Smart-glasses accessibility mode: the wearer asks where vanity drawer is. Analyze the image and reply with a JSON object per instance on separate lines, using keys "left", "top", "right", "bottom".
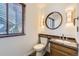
{"left": 50, "top": 43, "right": 77, "bottom": 56}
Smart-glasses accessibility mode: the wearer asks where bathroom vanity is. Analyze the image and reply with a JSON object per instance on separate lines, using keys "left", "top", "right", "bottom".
{"left": 38, "top": 34, "right": 78, "bottom": 56}
{"left": 50, "top": 39, "right": 77, "bottom": 56}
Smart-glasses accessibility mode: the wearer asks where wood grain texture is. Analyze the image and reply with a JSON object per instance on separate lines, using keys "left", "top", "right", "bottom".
{"left": 50, "top": 43, "right": 78, "bottom": 56}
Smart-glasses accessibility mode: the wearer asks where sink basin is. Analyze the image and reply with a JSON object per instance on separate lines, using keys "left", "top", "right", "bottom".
{"left": 50, "top": 39, "right": 77, "bottom": 48}
{"left": 55, "top": 39, "right": 64, "bottom": 43}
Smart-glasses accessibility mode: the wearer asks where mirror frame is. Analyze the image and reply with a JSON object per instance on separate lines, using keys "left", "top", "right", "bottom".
{"left": 45, "top": 11, "right": 63, "bottom": 30}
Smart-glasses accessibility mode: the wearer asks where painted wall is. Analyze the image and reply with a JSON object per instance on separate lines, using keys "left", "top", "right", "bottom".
{"left": 0, "top": 4, "right": 39, "bottom": 56}
{"left": 76, "top": 4, "right": 79, "bottom": 43}
{"left": 40, "top": 3, "right": 77, "bottom": 38}
{"left": 0, "top": 3, "right": 78, "bottom": 56}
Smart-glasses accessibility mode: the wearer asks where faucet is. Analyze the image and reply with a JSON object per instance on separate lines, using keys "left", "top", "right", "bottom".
{"left": 62, "top": 34, "right": 64, "bottom": 40}
{"left": 62, "top": 34, "right": 68, "bottom": 40}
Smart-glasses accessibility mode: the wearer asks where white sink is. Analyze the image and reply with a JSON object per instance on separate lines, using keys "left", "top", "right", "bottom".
{"left": 55, "top": 39, "right": 64, "bottom": 43}
{"left": 55, "top": 39, "right": 72, "bottom": 44}
{"left": 50, "top": 39, "right": 77, "bottom": 48}
{"left": 63, "top": 41, "right": 77, "bottom": 48}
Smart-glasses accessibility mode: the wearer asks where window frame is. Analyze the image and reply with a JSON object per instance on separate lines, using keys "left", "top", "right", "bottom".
{"left": 0, "top": 3, "right": 25, "bottom": 38}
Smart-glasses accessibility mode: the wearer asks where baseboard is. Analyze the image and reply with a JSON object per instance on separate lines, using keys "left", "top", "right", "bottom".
{"left": 29, "top": 51, "right": 36, "bottom": 56}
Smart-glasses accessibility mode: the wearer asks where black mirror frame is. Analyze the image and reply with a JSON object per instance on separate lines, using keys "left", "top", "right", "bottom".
{"left": 45, "top": 11, "right": 63, "bottom": 30}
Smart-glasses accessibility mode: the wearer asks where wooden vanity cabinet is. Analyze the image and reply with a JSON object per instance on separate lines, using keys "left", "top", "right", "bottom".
{"left": 50, "top": 43, "right": 78, "bottom": 56}
{"left": 38, "top": 34, "right": 78, "bottom": 56}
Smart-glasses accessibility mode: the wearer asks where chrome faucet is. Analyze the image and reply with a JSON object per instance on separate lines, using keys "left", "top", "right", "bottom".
{"left": 62, "top": 34, "right": 64, "bottom": 40}
{"left": 62, "top": 34, "right": 68, "bottom": 40}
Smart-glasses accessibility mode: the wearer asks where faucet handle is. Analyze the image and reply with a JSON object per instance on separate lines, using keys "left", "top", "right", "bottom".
{"left": 65, "top": 37, "right": 68, "bottom": 40}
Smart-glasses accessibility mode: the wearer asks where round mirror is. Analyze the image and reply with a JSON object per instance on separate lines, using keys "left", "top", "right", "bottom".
{"left": 45, "top": 12, "right": 63, "bottom": 30}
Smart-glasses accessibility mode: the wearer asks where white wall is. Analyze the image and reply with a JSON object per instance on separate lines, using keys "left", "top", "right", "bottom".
{"left": 40, "top": 3, "right": 77, "bottom": 38}
{"left": 76, "top": 4, "right": 79, "bottom": 43}
{"left": 0, "top": 3, "right": 78, "bottom": 56}
{"left": 0, "top": 4, "right": 39, "bottom": 56}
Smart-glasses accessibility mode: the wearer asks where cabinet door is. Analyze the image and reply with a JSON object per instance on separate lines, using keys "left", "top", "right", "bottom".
{"left": 50, "top": 47, "right": 69, "bottom": 56}
{"left": 50, "top": 43, "right": 77, "bottom": 56}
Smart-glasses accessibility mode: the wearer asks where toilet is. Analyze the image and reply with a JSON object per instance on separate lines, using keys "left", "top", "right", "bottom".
{"left": 33, "top": 37, "right": 48, "bottom": 56}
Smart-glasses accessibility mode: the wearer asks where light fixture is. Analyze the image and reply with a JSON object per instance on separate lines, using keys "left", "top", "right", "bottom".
{"left": 66, "top": 22, "right": 74, "bottom": 27}
{"left": 65, "top": 6, "right": 75, "bottom": 26}
{"left": 41, "top": 14, "right": 44, "bottom": 29}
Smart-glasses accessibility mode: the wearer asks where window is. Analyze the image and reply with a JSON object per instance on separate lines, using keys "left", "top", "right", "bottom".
{"left": 0, "top": 3, "right": 25, "bottom": 38}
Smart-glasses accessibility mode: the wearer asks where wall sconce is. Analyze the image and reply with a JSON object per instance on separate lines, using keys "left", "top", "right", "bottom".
{"left": 65, "top": 6, "right": 75, "bottom": 26}
{"left": 41, "top": 15, "right": 44, "bottom": 29}
{"left": 73, "top": 17, "right": 79, "bottom": 25}
{"left": 74, "top": 17, "right": 79, "bottom": 32}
